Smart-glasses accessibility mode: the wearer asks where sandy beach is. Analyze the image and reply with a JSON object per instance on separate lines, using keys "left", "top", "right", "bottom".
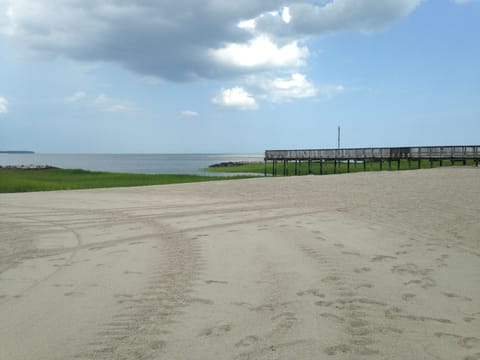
{"left": 1, "top": 167, "right": 479, "bottom": 359}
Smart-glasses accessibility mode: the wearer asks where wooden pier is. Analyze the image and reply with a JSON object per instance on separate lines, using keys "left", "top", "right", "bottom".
{"left": 264, "top": 145, "right": 480, "bottom": 176}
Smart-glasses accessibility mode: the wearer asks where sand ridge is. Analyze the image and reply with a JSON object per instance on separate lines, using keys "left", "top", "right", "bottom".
{"left": 0, "top": 167, "right": 479, "bottom": 359}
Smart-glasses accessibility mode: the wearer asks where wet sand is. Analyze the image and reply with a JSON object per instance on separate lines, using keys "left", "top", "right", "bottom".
{"left": 0, "top": 167, "right": 479, "bottom": 359}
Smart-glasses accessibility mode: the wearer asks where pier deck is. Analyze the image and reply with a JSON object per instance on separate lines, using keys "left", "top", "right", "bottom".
{"left": 264, "top": 145, "right": 480, "bottom": 176}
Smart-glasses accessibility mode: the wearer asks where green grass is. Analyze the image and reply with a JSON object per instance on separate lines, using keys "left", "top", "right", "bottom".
{"left": 204, "top": 159, "right": 477, "bottom": 176}
{"left": 0, "top": 168, "right": 253, "bottom": 193}
{"left": 205, "top": 162, "right": 268, "bottom": 174}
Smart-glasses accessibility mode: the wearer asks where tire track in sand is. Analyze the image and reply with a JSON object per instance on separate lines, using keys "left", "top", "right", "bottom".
{"left": 74, "top": 222, "right": 206, "bottom": 360}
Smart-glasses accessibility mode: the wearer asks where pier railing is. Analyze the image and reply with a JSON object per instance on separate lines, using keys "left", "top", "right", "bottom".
{"left": 265, "top": 145, "right": 480, "bottom": 161}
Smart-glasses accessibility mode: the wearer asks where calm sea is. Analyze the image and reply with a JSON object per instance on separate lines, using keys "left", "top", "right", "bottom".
{"left": 0, "top": 153, "right": 264, "bottom": 175}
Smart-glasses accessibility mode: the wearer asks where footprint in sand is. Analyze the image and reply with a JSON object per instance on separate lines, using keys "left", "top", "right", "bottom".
{"left": 401, "top": 293, "right": 416, "bottom": 301}
{"left": 356, "top": 283, "right": 374, "bottom": 289}
{"left": 342, "top": 251, "right": 361, "bottom": 256}
{"left": 324, "top": 344, "right": 351, "bottom": 356}
{"left": 354, "top": 267, "right": 371, "bottom": 273}
{"left": 205, "top": 279, "right": 228, "bottom": 285}
{"left": 315, "top": 300, "right": 335, "bottom": 307}
{"left": 322, "top": 275, "right": 343, "bottom": 283}
{"left": 464, "top": 353, "right": 480, "bottom": 360}
{"left": 123, "top": 270, "right": 143, "bottom": 275}
{"left": 199, "top": 324, "right": 232, "bottom": 337}
{"left": 271, "top": 312, "right": 298, "bottom": 329}
{"left": 442, "top": 292, "right": 472, "bottom": 302}
{"left": 296, "top": 289, "right": 325, "bottom": 298}
{"left": 371, "top": 255, "right": 397, "bottom": 262}
{"left": 235, "top": 335, "right": 259, "bottom": 348}
{"left": 189, "top": 297, "right": 214, "bottom": 305}
{"left": 434, "top": 332, "right": 480, "bottom": 349}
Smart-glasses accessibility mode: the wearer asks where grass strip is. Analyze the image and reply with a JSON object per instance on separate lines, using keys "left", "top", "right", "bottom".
{"left": 0, "top": 168, "right": 252, "bottom": 193}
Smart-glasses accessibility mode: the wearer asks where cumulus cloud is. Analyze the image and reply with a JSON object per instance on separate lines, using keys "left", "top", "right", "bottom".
{"left": 181, "top": 110, "right": 199, "bottom": 117}
{"left": 0, "top": 0, "right": 423, "bottom": 81}
{"left": 258, "top": 73, "right": 318, "bottom": 102}
{"left": 67, "top": 91, "right": 131, "bottom": 112}
{"left": 253, "top": 0, "right": 424, "bottom": 38}
{"left": 318, "top": 84, "right": 346, "bottom": 99}
{"left": 211, "top": 36, "right": 308, "bottom": 70}
{"left": 212, "top": 87, "right": 258, "bottom": 110}
{"left": 245, "top": 73, "right": 344, "bottom": 103}
{"left": 0, "top": 96, "right": 7, "bottom": 113}
{"left": 67, "top": 91, "right": 87, "bottom": 103}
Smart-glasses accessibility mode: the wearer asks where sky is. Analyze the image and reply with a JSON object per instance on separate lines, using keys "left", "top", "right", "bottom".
{"left": 0, "top": 0, "right": 479, "bottom": 154}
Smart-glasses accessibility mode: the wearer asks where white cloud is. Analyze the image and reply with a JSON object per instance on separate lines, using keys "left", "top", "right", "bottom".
{"left": 211, "top": 35, "right": 308, "bottom": 70}
{"left": 254, "top": 0, "right": 424, "bottom": 38}
{"left": 0, "top": 96, "right": 8, "bottom": 114}
{"left": 181, "top": 110, "right": 199, "bottom": 117}
{"left": 265, "top": 73, "right": 317, "bottom": 102}
{"left": 66, "top": 91, "right": 131, "bottom": 112}
{"left": 212, "top": 87, "right": 258, "bottom": 110}
{"left": 139, "top": 76, "right": 162, "bottom": 86}
{"left": 245, "top": 73, "right": 345, "bottom": 103}
{"left": 238, "top": 18, "right": 256, "bottom": 30}
{"left": 282, "top": 7, "right": 292, "bottom": 24}
{"left": 317, "top": 84, "right": 346, "bottom": 99}
{"left": 94, "top": 94, "right": 131, "bottom": 112}
{"left": 0, "top": 1, "right": 423, "bottom": 81}
{"left": 0, "top": 96, "right": 7, "bottom": 113}
{"left": 67, "top": 91, "right": 87, "bottom": 103}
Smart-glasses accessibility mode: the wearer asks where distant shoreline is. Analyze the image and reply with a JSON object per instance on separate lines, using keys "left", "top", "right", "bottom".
{"left": 0, "top": 151, "right": 35, "bottom": 154}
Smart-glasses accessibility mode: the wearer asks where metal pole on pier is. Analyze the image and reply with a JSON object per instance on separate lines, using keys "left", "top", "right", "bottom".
{"left": 338, "top": 126, "right": 341, "bottom": 149}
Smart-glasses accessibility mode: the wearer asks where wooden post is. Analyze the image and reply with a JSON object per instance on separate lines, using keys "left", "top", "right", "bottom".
{"left": 439, "top": 159, "right": 443, "bottom": 167}
{"left": 347, "top": 160, "right": 350, "bottom": 173}
{"left": 397, "top": 159, "right": 401, "bottom": 170}
{"left": 264, "top": 159, "right": 267, "bottom": 177}
{"left": 284, "top": 160, "right": 288, "bottom": 176}
{"left": 334, "top": 160, "right": 337, "bottom": 174}
{"left": 273, "top": 160, "right": 276, "bottom": 176}
{"left": 308, "top": 159, "right": 312, "bottom": 175}
{"left": 320, "top": 160, "right": 323, "bottom": 175}
{"left": 379, "top": 160, "right": 383, "bottom": 171}
{"left": 418, "top": 159, "right": 421, "bottom": 169}
{"left": 364, "top": 160, "right": 367, "bottom": 171}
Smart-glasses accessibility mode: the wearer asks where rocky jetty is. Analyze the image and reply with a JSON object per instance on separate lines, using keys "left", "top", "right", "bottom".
{"left": 208, "top": 161, "right": 251, "bottom": 168}
{"left": 0, "top": 165, "right": 58, "bottom": 170}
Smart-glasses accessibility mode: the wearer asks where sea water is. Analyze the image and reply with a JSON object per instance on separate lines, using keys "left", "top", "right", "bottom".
{"left": 0, "top": 153, "right": 264, "bottom": 175}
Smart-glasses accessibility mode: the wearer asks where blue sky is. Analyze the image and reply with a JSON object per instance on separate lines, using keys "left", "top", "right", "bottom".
{"left": 0, "top": 0, "right": 478, "bottom": 153}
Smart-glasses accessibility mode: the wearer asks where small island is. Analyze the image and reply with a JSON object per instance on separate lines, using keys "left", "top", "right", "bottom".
{"left": 0, "top": 150, "right": 35, "bottom": 154}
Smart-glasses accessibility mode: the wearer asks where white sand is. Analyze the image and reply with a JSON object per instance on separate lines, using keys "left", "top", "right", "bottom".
{"left": 0, "top": 167, "right": 479, "bottom": 359}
